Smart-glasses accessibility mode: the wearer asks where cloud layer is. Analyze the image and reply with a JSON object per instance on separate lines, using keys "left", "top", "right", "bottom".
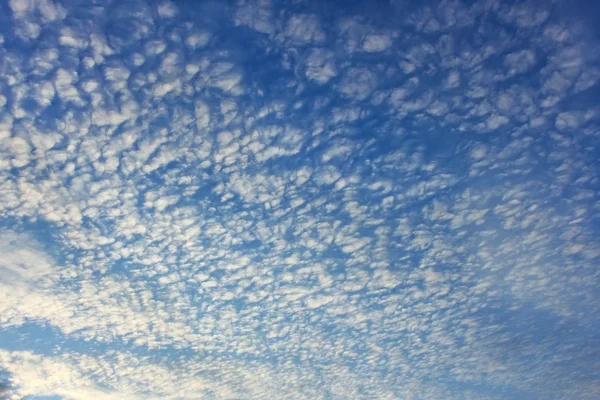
{"left": 0, "top": 0, "right": 599, "bottom": 399}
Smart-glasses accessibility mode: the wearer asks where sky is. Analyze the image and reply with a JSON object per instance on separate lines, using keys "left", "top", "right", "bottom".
{"left": 0, "top": 0, "right": 599, "bottom": 399}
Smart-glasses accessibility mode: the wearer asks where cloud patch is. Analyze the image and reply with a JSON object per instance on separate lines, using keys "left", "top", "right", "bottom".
{"left": 0, "top": 0, "right": 599, "bottom": 399}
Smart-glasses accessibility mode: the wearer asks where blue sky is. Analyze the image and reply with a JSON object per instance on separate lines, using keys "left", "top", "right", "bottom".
{"left": 0, "top": 0, "right": 599, "bottom": 399}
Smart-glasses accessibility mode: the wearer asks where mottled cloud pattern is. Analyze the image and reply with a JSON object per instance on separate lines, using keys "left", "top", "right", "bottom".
{"left": 0, "top": 0, "right": 599, "bottom": 399}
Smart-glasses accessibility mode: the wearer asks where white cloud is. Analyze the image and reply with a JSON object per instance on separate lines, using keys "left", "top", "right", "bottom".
{"left": 504, "top": 49, "right": 536, "bottom": 76}
{"left": 5, "top": 136, "right": 31, "bottom": 168}
{"left": 0, "top": 231, "right": 53, "bottom": 283}
{"left": 234, "top": 0, "right": 274, "bottom": 34}
{"left": 9, "top": 0, "right": 35, "bottom": 16}
{"left": 284, "top": 14, "right": 325, "bottom": 45}
{"left": 158, "top": 52, "right": 184, "bottom": 78}
{"left": 59, "top": 27, "right": 88, "bottom": 49}
{"left": 485, "top": 114, "right": 509, "bottom": 130}
{"left": 103, "top": 63, "right": 131, "bottom": 91}
{"left": 314, "top": 165, "right": 341, "bottom": 185}
{"left": 157, "top": 1, "right": 178, "bottom": 19}
{"left": 470, "top": 144, "right": 487, "bottom": 160}
{"left": 145, "top": 39, "right": 167, "bottom": 56}
{"left": 305, "top": 48, "right": 337, "bottom": 84}
{"left": 555, "top": 111, "right": 581, "bottom": 131}
{"left": 361, "top": 34, "right": 392, "bottom": 52}
{"left": 337, "top": 68, "right": 377, "bottom": 100}
{"left": 306, "top": 294, "right": 335, "bottom": 309}
{"left": 185, "top": 32, "right": 211, "bottom": 49}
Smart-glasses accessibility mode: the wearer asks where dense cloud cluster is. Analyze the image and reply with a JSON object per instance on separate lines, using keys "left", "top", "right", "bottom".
{"left": 0, "top": 0, "right": 599, "bottom": 399}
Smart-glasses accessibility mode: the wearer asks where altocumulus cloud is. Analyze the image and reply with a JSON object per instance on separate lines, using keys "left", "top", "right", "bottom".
{"left": 0, "top": 0, "right": 600, "bottom": 399}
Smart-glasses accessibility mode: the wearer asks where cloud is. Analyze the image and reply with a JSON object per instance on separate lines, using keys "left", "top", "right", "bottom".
{"left": 504, "top": 49, "right": 536, "bottom": 76}
{"left": 0, "top": 367, "right": 15, "bottom": 400}
{"left": 233, "top": 0, "right": 274, "bottom": 34}
{"left": 0, "top": 0, "right": 599, "bottom": 399}
{"left": 305, "top": 48, "right": 337, "bottom": 84}
{"left": 337, "top": 67, "right": 377, "bottom": 100}
{"left": 9, "top": 0, "right": 66, "bottom": 21}
{"left": 283, "top": 14, "right": 325, "bottom": 45}
{"left": 361, "top": 34, "right": 392, "bottom": 52}
{"left": 0, "top": 231, "right": 54, "bottom": 283}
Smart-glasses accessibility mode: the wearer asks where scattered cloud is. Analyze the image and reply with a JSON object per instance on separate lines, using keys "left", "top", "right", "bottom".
{"left": 0, "top": 0, "right": 599, "bottom": 399}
